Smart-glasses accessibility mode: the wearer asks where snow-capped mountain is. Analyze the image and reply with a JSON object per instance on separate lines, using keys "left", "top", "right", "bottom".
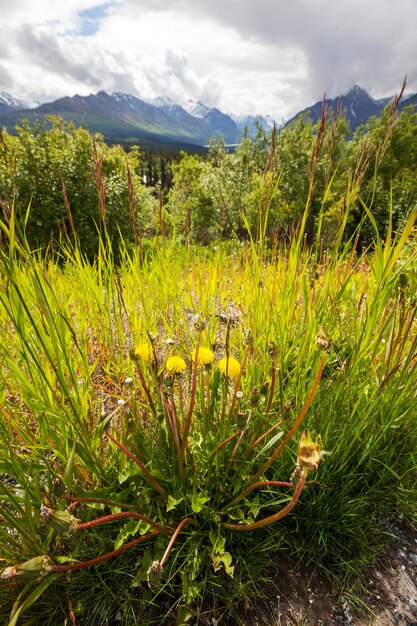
{"left": 1, "top": 85, "right": 412, "bottom": 148}
{"left": 156, "top": 96, "right": 279, "bottom": 142}
{"left": 0, "top": 90, "right": 244, "bottom": 146}
{"left": 152, "top": 96, "right": 200, "bottom": 126}
{"left": 231, "top": 113, "right": 282, "bottom": 135}
{"left": 184, "top": 100, "right": 211, "bottom": 118}
{"left": 0, "top": 92, "right": 39, "bottom": 113}
{"left": 286, "top": 84, "right": 416, "bottom": 131}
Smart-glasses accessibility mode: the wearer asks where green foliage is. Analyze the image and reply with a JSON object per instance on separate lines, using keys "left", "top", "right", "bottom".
{"left": 2, "top": 102, "right": 417, "bottom": 254}
{"left": 347, "top": 105, "right": 417, "bottom": 245}
{"left": 0, "top": 104, "right": 417, "bottom": 623}
{"left": 0, "top": 210, "right": 417, "bottom": 623}
{"left": 0, "top": 117, "right": 156, "bottom": 258}
{"left": 166, "top": 103, "right": 417, "bottom": 248}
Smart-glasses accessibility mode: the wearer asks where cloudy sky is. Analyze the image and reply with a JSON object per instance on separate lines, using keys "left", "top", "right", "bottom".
{"left": 0, "top": 0, "right": 416, "bottom": 119}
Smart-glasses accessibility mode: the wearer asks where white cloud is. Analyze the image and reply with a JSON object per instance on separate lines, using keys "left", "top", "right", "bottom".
{"left": 0, "top": 0, "right": 416, "bottom": 118}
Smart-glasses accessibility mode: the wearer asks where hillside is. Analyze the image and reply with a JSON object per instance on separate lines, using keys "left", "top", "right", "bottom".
{"left": 0, "top": 85, "right": 416, "bottom": 148}
{"left": 287, "top": 84, "right": 417, "bottom": 131}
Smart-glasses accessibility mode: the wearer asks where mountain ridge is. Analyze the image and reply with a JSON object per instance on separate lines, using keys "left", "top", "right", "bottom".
{"left": 0, "top": 90, "right": 275, "bottom": 148}
{"left": 0, "top": 85, "right": 416, "bottom": 148}
{"left": 287, "top": 84, "right": 417, "bottom": 131}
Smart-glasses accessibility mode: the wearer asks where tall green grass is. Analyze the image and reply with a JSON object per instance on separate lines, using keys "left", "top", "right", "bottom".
{"left": 0, "top": 207, "right": 416, "bottom": 624}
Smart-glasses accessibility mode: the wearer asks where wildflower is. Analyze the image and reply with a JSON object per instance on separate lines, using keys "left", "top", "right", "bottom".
{"left": 39, "top": 505, "right": 53, "bottom": 523}
{"left": 260, "top": 381, "right": 269, "bottom": 395}
{"left": 250, "top": 387, "right": 260, "bottom": 406}
{"left": 166, "top": 356, "right": 187, "bottom": 374}
{"left": 192, "top": 313, "right": 207, "bottom": 331}
{"left": 193, "top": 346, "right": 214, "bottom": 366}
{"left": 297, "top": 431, "right": 325, "bottom": 472}
{"left": 1, "top": 555, "right": 52, "bottom": 579}
{"left": 315, "top": 329, "right": 332, "bottom": 351}
{"left": 134, "top": 343, "right": 153, "bottom": 363}
{"left": 50, "top": 510, "right": 80, "bottom": 536}
{"left": 217, "top": 357, "right": 241, "bottom": 377}
{"left": 147, "top": 560, "right": 164, "bottom": 585}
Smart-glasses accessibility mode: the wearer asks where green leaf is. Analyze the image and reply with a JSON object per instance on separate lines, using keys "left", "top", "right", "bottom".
{"left": 181, "top": 572, "right": 203, "bottom": 603}
{"left": 191, "top": 493, "right": 210, "bottom": 513}
{"left": 132, "top": 548, "right": 153, "bottom": 586}
{"left": 114, "top": 518, "right": 151, "bottom": 550}
{"left": 257, "top": 431, "right": 284, "bottom": 457}
{"left": 209, "top": 529, "right": 226, "bottom": 554}
{"left": 63, "top": 439, "right": 76, "bottom": 491}
{"left": 118, "top": 460, "right": 141, "bottom": 484}
{"left": 166, "top": 495, "right": 183, "bottom": 512}
{"left": 210, "top": 551, "right": 234, "bottom": 577}
{"left": 177, "top": 605, "right": 194, "bottom": 624}
{"left": 54, "top": 556, "right": 79, "bottom": 564}
{"left": 9, "top": 576, "right": 57, "bottom": 626}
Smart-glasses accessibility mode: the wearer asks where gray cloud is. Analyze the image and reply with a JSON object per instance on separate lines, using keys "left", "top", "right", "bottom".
{"left": 0, "top": 62, "right": 12, "bottom": 89}
{"left": 1, "top": 0, "right": 417, "bottom": 118}
{"left": 125, "top": 0, "right": 417, "bottom": 98}
{"left": 15, "top": 25, "right": 98, "bottom": 84}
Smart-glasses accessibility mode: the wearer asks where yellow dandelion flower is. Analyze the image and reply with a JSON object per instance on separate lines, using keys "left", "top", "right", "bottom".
{"left": 193, "top": 346, "right": 214, "bottom": 366}
{"left": 135, "top": 343, "right": 153, "bottom": 363}
{"left": 217, "top": 357, "right": 241, "bottom": 377}
{"left": 166, "top": 356, "right": 187, "bottom": 374}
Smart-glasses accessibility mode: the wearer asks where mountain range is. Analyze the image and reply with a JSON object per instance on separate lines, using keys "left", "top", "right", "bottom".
{"left": 288, "top": 84, "right": 417, "bottom": 131}
{"left": 0, "top": 85, "right": 416, "bottom": 149}
{"left": 0, "top": 90, "right": 276, "bottom": 150}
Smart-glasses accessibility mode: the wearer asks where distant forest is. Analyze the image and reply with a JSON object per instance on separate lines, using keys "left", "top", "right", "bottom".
{"left": 0, "top": 98, "right": 416, "bottom": 257}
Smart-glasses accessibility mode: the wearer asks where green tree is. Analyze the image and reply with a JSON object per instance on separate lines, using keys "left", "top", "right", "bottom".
{"left": 166, "top": 153, "right": 219, "bottom": 244}
{"left": 348, "top": 105, "right": 417, "bottom": 245}
{"left": 0, "top": 117, "right": 156, "bottom": 258}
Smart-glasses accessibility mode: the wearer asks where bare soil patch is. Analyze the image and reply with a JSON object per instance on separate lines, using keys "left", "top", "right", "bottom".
{"left": 221, "top": 520, "right": 417, "bottom": 626}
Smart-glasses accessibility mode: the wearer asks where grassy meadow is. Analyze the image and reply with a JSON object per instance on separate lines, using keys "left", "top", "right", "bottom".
{"left": 0, "top": 208, "right": 417, "bottom": 624}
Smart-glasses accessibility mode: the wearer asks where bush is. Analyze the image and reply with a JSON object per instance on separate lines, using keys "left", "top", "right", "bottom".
{"left": 0, "top": 117, "right": 156, "bottom": 259}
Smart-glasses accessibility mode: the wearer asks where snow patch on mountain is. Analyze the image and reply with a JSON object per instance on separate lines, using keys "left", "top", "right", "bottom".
{"left": 184, "top": 100, "right": 211, "bottom": 118}
{"left": 0, "top": 92, "right": 39, "bottom": 110}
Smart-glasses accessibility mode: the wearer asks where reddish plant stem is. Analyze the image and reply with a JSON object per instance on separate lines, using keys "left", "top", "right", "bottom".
{"left": 178, "top": 379, "right": 186, "bottom": 421}
{"left": 223, "top": 473, "right": 307, "bottom": 531}
{"left": 252, "top": 355, "right": 325, "bottom": 481}
{"left": 265, "top": 364, "right": 277, "bottom": 414}
{"left": 205, "top": 371, "right": 211, "bottom": 420}
{"left": 105, "top": 432, "right": 168, "bottom": 498}
{"left": 181, "top": 336, "right": 200, "bottom": 455}
{"left": 135, "top": 362, "right": 156, "bottom": 417}
{"left": 221, "top": 480, "right": 293, "bottom": 511}
{"left": 77, "top": 511, "right": 171, "bottom": 536}
{"left": 51, "top": 530, "right": 159, "bottom": 571}
{"left": 208, "top": 431, "right": 239, "bottom": 483}
{"left": 165, "top": 393, "right": 180, "bottom": 450}
{"left": 166, "top": 393, "right": 184, "bottom": 481}
{"left": 65, "top": 497, "right": 136, "bottom": 510}
{"left": 227, "top": 348, "right": 249, "bottom": 424}
{"left": 159, "top": 518, "right": 198, "bottom": 569}
{"left": 221, "top": 428, "right": 247, "bottom": 485}
{"left": 243, "top": 421, "right": 282, "bottom": 462}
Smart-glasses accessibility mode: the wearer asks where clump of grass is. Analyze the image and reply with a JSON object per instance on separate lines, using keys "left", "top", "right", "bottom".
{"left": 0, "top": 201, "right": 417, "bottom": 624}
